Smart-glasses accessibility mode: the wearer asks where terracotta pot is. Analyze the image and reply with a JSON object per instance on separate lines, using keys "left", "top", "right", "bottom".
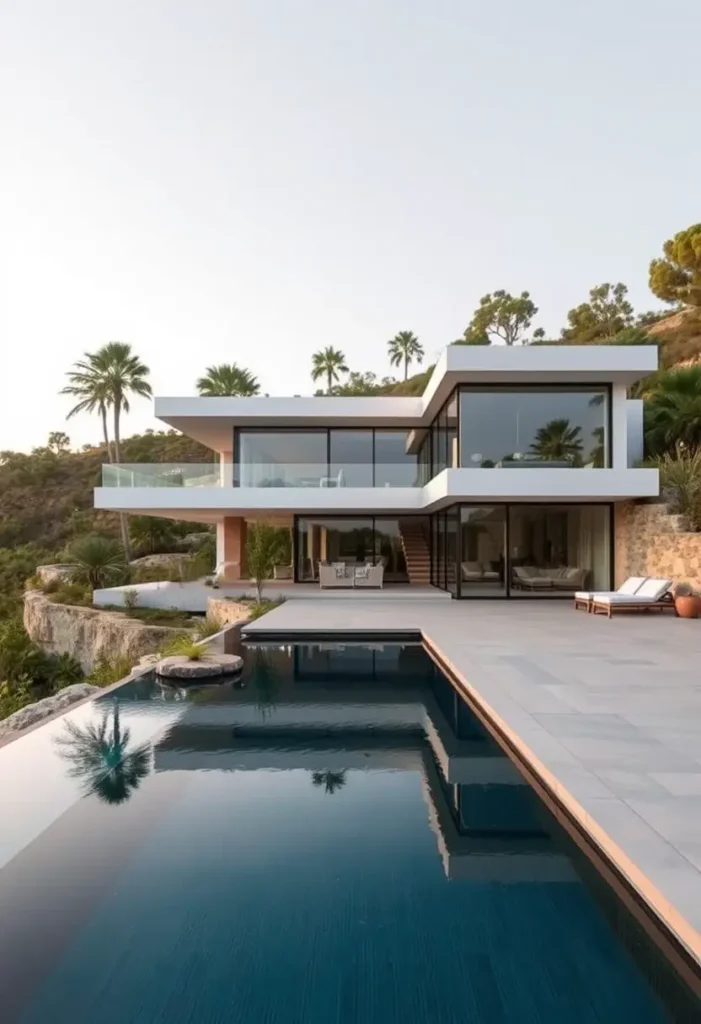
{"left": 675, "top": 595, "right": 699, "bottom": 619}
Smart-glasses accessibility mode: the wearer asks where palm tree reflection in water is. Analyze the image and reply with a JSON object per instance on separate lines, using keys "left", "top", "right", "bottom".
{"left": 54, "top": 702, "right": 152, "bottom": 805}
{"left": 312, "top": 770, "right": 347, "bottom": 795}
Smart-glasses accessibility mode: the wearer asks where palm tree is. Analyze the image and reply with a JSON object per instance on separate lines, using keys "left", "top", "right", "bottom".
{"left": 388, "top": 331, "right": 424, "bottom": 380}
{"left": 312, "top": 769, "right": 347, "bottom": 794}
{"left": 196, "top": 363, "right": 261, "bottom": 396}
{"left": 68, "top": 534, "right": 128, "bottom": 589}
{"left": 62, "top": 343, "right": 151, "bottom": 559}
{"left": 311, "top": 347, "right": 348, "bottom": 394}
{"left": 99, "top": 342, "right": 152, "bottom": 465}
{"left": 61, "top": 350, "right": 114, "bottom": 459}
{"left": 54, "top": 703, "right": 152, "bottom": 805}
{"left": 528, "top": 419, "right": 583, "bottom": 462}
{"left": 643, "top": 365, "right": 701, "bottom": 457}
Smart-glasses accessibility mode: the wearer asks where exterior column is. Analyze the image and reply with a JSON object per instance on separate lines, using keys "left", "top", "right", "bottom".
{"left": 219, "top": 451, "right": 233, "bottom": 487}
{"left": 216, "top": 516, "right": 248, "bottom": 581}
{"left": 611, "top": 385, "right": 628, "bottom": 469}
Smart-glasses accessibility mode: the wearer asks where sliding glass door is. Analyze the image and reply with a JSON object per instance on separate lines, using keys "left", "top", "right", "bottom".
{"left": 459, "top": 507, "right": 506, "bottom": 596}
{"left": 431, "top": 504, "right": 611, "bottom": 598}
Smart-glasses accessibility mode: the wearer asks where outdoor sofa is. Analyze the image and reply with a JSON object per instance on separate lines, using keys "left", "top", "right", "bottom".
{"left": 512, "top": 565, "right": 588, "bottom": 592}
{"left": 318, "top": 563, "right": 384, "bottom": 589}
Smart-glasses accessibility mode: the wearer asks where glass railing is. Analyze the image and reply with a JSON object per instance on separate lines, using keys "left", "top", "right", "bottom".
{"left": 236, "top": 464, "right": 422, "bottom": 488}
{"left": 100, "top": 464, "right": 423, "bottom": 488}
{"left": 101, "top": 464, "right": 222, "bottom": 487}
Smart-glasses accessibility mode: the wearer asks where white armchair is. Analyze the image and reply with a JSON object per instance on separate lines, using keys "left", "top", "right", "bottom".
{"left": 353, "top": 564, "right": 384, "bottom": 589}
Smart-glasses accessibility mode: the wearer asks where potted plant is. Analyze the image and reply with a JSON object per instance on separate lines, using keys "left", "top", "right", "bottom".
{"left": 674, "top": 582, "right": 700, "bottom": 619}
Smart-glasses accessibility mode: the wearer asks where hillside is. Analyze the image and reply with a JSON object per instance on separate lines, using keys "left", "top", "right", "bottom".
{"left": 645, "top": 309, "right": 701, "bottom": 368}
{"left": 0, "top": 431, "right": 211, "bottom": 551}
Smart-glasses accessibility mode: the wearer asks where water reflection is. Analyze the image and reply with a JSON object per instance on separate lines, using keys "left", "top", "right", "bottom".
{"left": 54, "top": 701, "right": 152, "bottom": 805}
{"left": 311, "top": 769, "right": 347, "bottom": 794}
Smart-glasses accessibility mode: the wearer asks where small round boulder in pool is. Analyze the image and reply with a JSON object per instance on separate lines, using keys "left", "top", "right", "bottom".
{"left": 0, "top": 640, "right": 698, "bottom": 1023}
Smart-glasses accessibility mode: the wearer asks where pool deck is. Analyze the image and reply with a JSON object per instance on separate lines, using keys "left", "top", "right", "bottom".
{"left": 245, "top": 599, "right": 701, "bottom": 966}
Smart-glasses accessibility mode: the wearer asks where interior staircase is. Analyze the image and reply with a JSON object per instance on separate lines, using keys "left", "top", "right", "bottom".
{"left": 399, "top": 520, "right": 431, "bottom": 586}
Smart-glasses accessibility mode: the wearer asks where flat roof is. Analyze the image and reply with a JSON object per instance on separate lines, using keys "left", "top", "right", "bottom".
{"left": 155, "top": 345, "right": 658, "bottom": 451}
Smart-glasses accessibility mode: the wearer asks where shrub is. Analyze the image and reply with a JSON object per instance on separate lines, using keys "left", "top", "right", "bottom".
{"left": 67, "top": 534, "right": 129, "bottom": 590}
{"left": 162, "top": 636, "right": 204, "bottom": 661}
{"left": 243, "top": 597, "right": 285, "bottom": 620}
{"left": 653, "top": 445, "right": 701, "bottom": 529}
{"left": 193, "top": 617, "right": 222, "bottom": 639}
{"left": 49, "top": 581, "right": 92, "bottom": 606}
{"left": 123, "top": 588, "right": 139, "bottom": 610}
{"left": 129, "top": 516, "right": 178, "bottom": 556}
{"left": 246, "top": 522, "right": 286, "bottom": 602}
{"left": 85, "top": 655, "right": 134, "bottom": 686}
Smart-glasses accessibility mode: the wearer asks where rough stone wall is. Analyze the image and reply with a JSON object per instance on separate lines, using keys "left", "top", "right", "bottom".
{"left": 23, "top": 591, "right": 185, "bottom": 672}
{"left": 206, "top": 597, "right": 252, "bottom": 629}
{"left": 615, "top": 502, "right": 701, "bottom": 588}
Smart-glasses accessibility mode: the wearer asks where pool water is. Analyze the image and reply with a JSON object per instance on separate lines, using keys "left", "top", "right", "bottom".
{"left": 0, "top": 639, "right": 697, "bottom": 1023}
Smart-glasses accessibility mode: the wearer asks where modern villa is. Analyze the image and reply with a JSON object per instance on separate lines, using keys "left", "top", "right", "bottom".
{"left": 95, "top": 344, "right": 659, "bottom": 598}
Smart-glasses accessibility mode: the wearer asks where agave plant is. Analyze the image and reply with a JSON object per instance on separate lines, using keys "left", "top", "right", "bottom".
{"left": 67, "top": 534, "right": 128, "bottom": 590}
{"left": 54, "top": 703, "right": 152, "bottom": 805}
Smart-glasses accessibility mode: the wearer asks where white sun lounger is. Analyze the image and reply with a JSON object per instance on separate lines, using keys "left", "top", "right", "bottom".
{"left": 573, "top": 576, "right": 647, "bottom": 611}
{"left": 591, "top": 578, "right": 673, "bottom": 618}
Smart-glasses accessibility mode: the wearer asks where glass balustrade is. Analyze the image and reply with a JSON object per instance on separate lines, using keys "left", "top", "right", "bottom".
{"left": 101, "top": 464, "right": 422, "bottom": 488}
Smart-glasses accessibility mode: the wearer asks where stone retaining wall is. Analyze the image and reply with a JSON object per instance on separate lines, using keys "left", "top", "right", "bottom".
{"left": 615, "top": 501, "right": 701, "bottom": 588}
{"left": 206, "top": 597, "right": 252, "bottom": 629}
{"left": 23, "top": 591, "right": 185, "bottom": 672}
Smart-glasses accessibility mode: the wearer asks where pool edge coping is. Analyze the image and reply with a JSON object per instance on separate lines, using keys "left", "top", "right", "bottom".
{"left": 420, "top": 631, "right": 701, "bottom": 992}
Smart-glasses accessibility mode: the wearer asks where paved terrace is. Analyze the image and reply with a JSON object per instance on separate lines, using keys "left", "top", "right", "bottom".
{"left": 245, "top": 599, "right": 701, "bottom": 965}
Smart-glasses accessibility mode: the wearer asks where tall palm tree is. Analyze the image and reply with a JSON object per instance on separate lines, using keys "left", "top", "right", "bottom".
{"left": 196, "top": 363, "right": 261, "bottom": 396}
{"left": 643, "top": 365, "right": 701, "bottom": 457}
{"left": 61, "top": 351, "right": 114, "bottom": 459}
{"left": 99, "top": 341, "right": 152, "bottom": 466}
{"left": 388, "top": 331, "right": 424, "bottom": 380}
{"left": 54, "top": 703, "right": 152, "bottom": 805}
{"left": 590, "top": 426, "right": 606, "bottom": 468}
{"left": 311, "top": 347, "right": 348, "bottom": 394}
{"left": 528, "top": 419, "right": 583, "bottom": 462}
{"left": 312, "top": 769, "right": 347, "bottom": 794}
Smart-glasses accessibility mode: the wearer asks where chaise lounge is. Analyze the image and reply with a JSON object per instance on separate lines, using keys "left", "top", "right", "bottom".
{"left": 573, "top": 576, "right": 647, "bottom": 611}
{"left": 590, "top": 578, "right": 674, "bottom": 618}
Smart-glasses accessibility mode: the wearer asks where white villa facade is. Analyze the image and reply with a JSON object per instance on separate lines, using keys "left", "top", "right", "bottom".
{"left": 94, "top": 345, "right": 659, "bottom": 599}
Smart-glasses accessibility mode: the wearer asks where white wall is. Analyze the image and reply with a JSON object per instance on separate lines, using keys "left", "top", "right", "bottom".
{"left": 626, "top": 400, "right": 644, "bottom": 466}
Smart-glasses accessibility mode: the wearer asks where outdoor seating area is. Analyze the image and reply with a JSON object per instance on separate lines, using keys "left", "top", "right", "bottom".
{"left": 574, "top": 577, "right": 675, "bottom": 616}
{"left": 318, "top": 562, "right": 385, "bottom": 589}
{"left": 511, "top": 565, "right": 588, "bottom": 592}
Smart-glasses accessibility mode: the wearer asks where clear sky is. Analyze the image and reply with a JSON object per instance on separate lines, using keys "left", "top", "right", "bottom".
{"left": 1, "top": 0, "right": 699, "bottom": 452}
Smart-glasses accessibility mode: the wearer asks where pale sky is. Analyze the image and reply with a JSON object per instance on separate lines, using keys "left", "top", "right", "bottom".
{"left": 1, "top": 0, "right": 699, "bottom": 452}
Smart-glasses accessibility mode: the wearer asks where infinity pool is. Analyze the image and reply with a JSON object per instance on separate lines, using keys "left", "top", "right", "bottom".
{"left": 0, "top": 638, "right": 697, "bottom": 1022}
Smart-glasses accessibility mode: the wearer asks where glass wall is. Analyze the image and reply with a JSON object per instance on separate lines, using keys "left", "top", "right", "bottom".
{"left": 431, "top": 504, "right": 611, "bottom": 597}
{"left": 459, "top": 507, "right": 506, "bottom": 596}
{"left": 374, "top": 430, "right": 419, "bottom": 487}
{"left": 459, "top": 387, "right": 608, "bottom": 468}
{"left": 329, "top": 431, "right": 373, "bottom": 487}
{"left": 296, "top": 517, "right": 413, "bottom": 582}
{"left": 236, "top": 429, "right": 418, "bottom": 487}
{"left": 508, "top": 505, "right": 610, "bottom": 596}
{"left": 236, "top": 431, "right": 327, "bottom": 487}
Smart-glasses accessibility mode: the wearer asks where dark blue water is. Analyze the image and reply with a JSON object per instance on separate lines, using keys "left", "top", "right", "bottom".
{"left": 0, "top": 640, "right": 696, "bottom": 1023}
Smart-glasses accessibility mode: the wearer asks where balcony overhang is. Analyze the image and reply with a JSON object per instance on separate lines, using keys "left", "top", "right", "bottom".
{"left": 94, "top": 467, "right": 658, "bottom": 520}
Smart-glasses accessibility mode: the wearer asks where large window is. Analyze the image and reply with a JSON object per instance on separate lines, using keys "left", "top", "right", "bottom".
{"left": 236, "top": 429, "right": 418, "bottom": 487}
{"left": 236, "top": 431, "right": 326, "bottom": 487}
{"left": 329, "top": 431, "right": 373, "bottom": 487}
{"left": 509, "top": 505, "right": 610, "bottom": 596}
{"left": 295, "top": 517, "right": 413, "bottom": 582}
{"left": 431, "top": 503, "right": 611, "bottom": 597}
{"left": 374, "top": 431, "right": 419, "bottom": 487}
{"left": 459, "top": 387, "right": 608, "bottom": 468}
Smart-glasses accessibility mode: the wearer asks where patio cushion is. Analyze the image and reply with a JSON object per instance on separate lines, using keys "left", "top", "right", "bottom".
{"left": 631, "top": 577, "right": 672, "bottom": 600}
